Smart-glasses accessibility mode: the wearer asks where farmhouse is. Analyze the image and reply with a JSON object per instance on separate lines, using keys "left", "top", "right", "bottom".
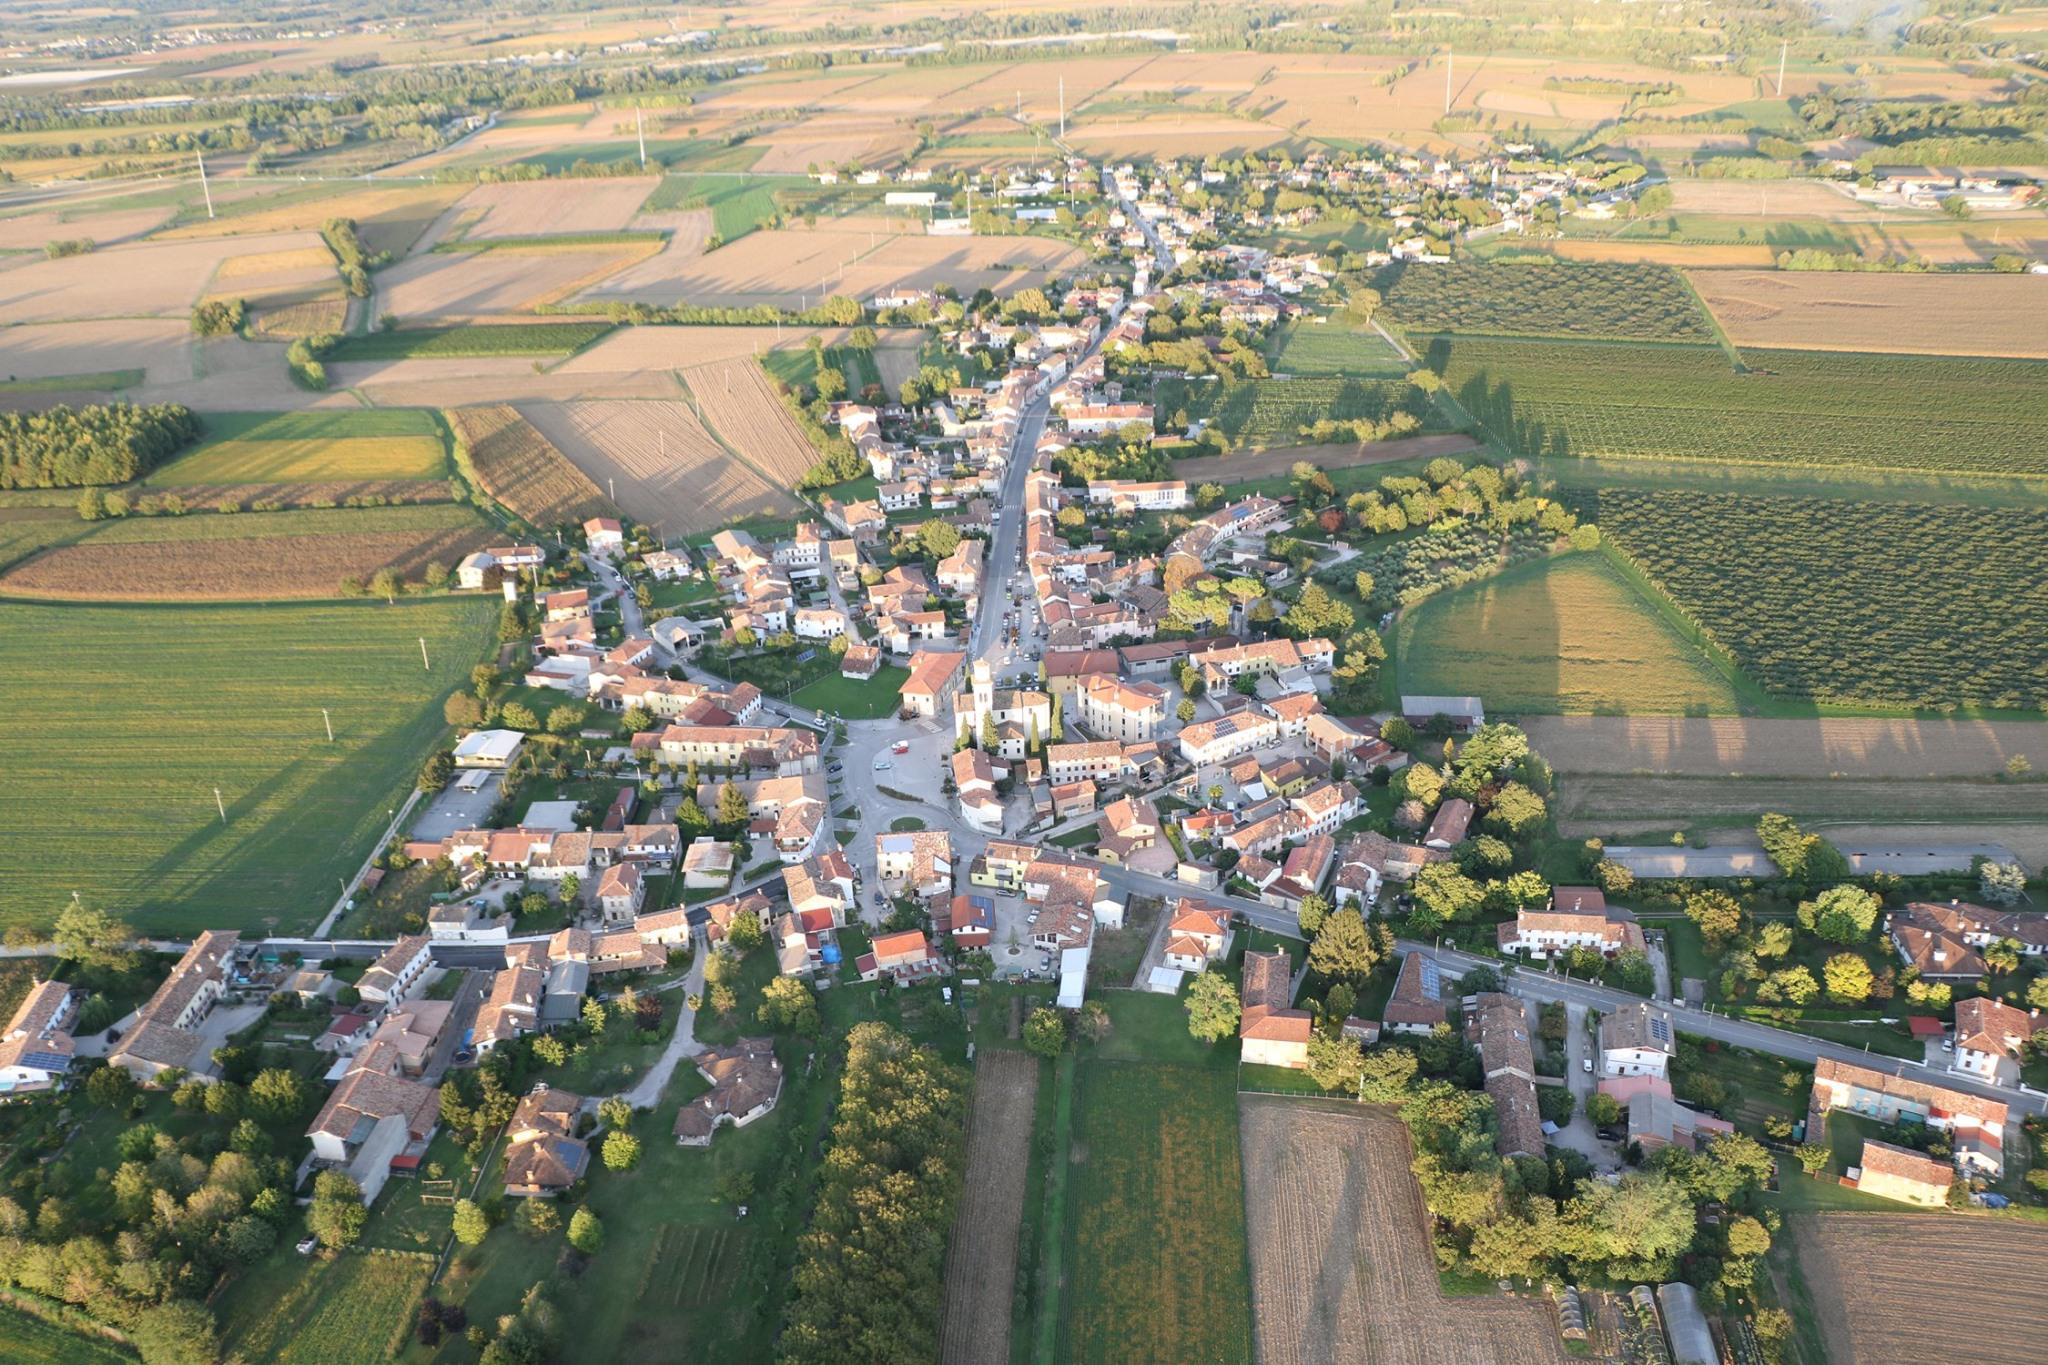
{"left": 1382, "top": 952, "right": 1449, "bottom": 1035}
{"left": 108, "top": 930, "right": 241, "bottom": 1083}
{"left": 305, "top": 1041, "right": 440, "bottom": 1204}
{"left": 673, "top": 1038, "right": 783, "bottom": 1146}
{"left": 1810, "top": 1058, "right": 2009, "bottom": 1176}
{"left": 0, "top": 980, "right": 75, "bottom": 1094}
{"left": 653, "top": 724, "right": 820, "bottom": 775}
{"left": 1424, "top": 797, "right": 1473, "bottom": 849}
{"left": 875, "top": 830, "right": 953, "bottom": 897}
{"left": 1951, "top": 997, "right": 2043, "bottom": 1086}
{"left": 583, "top": 517, "right": 625, "bottom": 557}
{"left": 356, "top": 934, "right": 433, "bottom": 1013}
{"left": 1046, "top": 739, "right": 1126, "bottom": 785}
{"left": 1468, "top": 993, "right": 1543, "bottom": 1158}
{"left": 1333, "top": 831, "right": 1444, "bottom": 909}
{"left": 1851, "top": 1139, "right": 1954, "bottom": 1207}
{"left": 1880, "top": 900, "right": 2032, "bottom": 982}
{"left": 1496, "top": 891, "right": 1645, "bottom": 958}
{"left": 857, "top": 929, "right": 942, "bottom": 983}
{"left": 1238, "top": 950, "right": 1311, "bottom": 1068}
{"left": 1162, "top": 899, "right": 1232, "bottom": 973}
{"left": 502, "top": 1085, "right": 590, "bottom": 1198}
{"left": 1599, "top": 1001, "right": 1676, "bottom": 1078}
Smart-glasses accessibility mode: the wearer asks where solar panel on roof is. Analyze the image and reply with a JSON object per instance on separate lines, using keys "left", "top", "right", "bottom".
{"left": 1649, "top": 1018, "right": 1671, "bottom": 1044}
{"left": 1418, "top": 957, "right": 1441, "bottom": 998}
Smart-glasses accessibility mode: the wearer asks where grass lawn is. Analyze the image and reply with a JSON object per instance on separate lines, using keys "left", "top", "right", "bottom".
{"left": 643, "top": 576, "right": 723, "bottom": 612}
{"left": 1060, "top": 1057, "right": 1252, "bottom": 1364}
{"left": 1087, "top": 896, "right": 1163, "bottom": 988}
{"left": 789, "top": 665, "right": 910, "bottom": 719}
{"left": 1265, "top": 317, "right": 1408, "bottom": 377}
{"left": 218, "top": 1246, "right": 435, "bottom": 1365}
{"left": 1671, "top": 1037, "right": 1809, "bottom": 1135}
{"left": 0, "top": 1303, "right": 131, "bottom": 1363}
{"left": 534, "top": 998, "right": 680, "bottom": 1095}
{"left": 149, "top": 410, "right": 446, "bottom": 485}
{"left": 1394, "top": 553, "right": 1743, "bottom": 715}
{"left": 0, "top": 597, "right": 497, "bottom": 937}
{"left": 1776, "top": 1017, "right": 1922, "bottom": 1060}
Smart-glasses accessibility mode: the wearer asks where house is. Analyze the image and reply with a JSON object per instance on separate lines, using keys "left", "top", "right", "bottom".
{"left": 1886, "top": 903, "right": 1991, "bottom": 982}
{"left": 948, "top": 894, "right": 994, "bottom": 949}
{"left": 1599, "top": 1001, "right": 1676, "bottom": 1078}
{"left": 1424, "top": 798, "right": 1473, "bottom": 849}
{"left": 315, "top": 1011, "right": 374, "bottom": 1055}
{"left": 1178, "top": 711, "right": 1279, "bottom": 766}
{"left": 543, "top": 588, "right": 590, "bottom": 622}
{"left": 108, "top": 930, "right": 240, "bottom": 1083}
{"left": 1073, "top": 675, "right": 1167, "bottom": 742}
{"left": 0, "top": 980, "right": 75, "bottom": 1093}
{"left": 1239, "top": 951, "right": 1311, "bottom": 1069}
{"left": 782, "top": 851, "right": 857, "bottom": 923}
{"left": 356, "top": 935, "right": 433, "bottom": 1013}
{"left": 305, "top": 1041, "right": 439, "bottom": 1204}
{"left": 1161, "top": 899, "right": 1231, "bottom": 972}
{"left": 1400, "top": 694, "right": 1484, "bottom": 732}
{"left": 1951, "top": 997, "right": 2042, "bottom": 1086}
{"left": 1468, "top": 993, "right": 1543, "bottom": 1158}
{"left": 1046, "top": 739, "right": 1125, "bottom": 785}
{"left": 642, "top": 548, "right": 692, "bottom": 580}
{"left": 699, "top": 892, "right": 774, "bottom": 948}
{"left": 1383, "top": 952, "right": 1448, "bottom": 1035}
{"left": 472, "top": 956, "right": 545, "bottom": 1054}
{"left": 1085, "top": 479, "right": 1186, "bottom": 511}
{"left": 596, "top": 862, "right": 645, "bottom": 922}
{"left": 1497, "top": 893, "right": 1646, "bottom": 958}
{"left": 452, "top": 729, "right": 524, "bottom": 770}
{"left": 857, "top": 930, "right": 942, "bottom": 983}
{"left": 502, "top": 1085, "right": 590, "bottom": 1198}
{"left": 653, "top": 724, "right": 820, "bottom": 776}
{"left": 1095, "top": 796, "right": 1159, "bottom": 863}
{"left": 367, "top": 1000, "right": 452, "bottom": 1076}
{"left": 1051, "top": 779, "right": 1097, "bottom": 819}
{"left": 1851, "top": 1139, "right": 1954, "bottom": 1207}
{"left": 840, "top": 644, "right": 883, "bottom": 680}
{"left": 1810, "top": 1058, "right": 2009, "bottom": 1175}
{"left": 1333, "top": 832, "right": 1443, "bottom": 909}
{"left": 583, "top": 517, "right": 625, "bottom": 558}
{"left": 971, "top": 838, "right": 1039, "bottom": 892}
{"left": 951, "top": 747, "right": 1005, "bottom": 834}
{"left": 875, "top": 830, "right": 953, "bottom": 897}
{"left": 899, "top": 649, "right": 967, "bottom": 719}
{"left": 674, "top": 1039, "right": 784, "bottom": 1146}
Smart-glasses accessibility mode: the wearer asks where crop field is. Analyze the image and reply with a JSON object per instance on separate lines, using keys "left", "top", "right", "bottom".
{"left": 0, "top": 230, "right": 326, "bottom": 322}
{"left": 1688, "top": 270, "right": 2048, "bottom": 358}
{"left": 149, "top": 409, "right": 446, "bottom": 485}
{"left": 1062, "top": 1061, "right": 1251, "bottom": 1364}
{"left": 0, "top": 1304, "right": 131, "bottom": 1364}
{"left": 939, "top": 1049, "right": 1040, "bottom": 1365}
{"left": 447, "top": 403, "right": 618, "bottom": 527}
{"left": 455, "top": 176, "right": 658, "bottom": 239}
{"left": 1522, "top": 714, "right": 2045, "bottom": 779}
{"left": 0, "top": 509, "right": 493, "bottom": 600}
{"left": 375, "top": 246, "right": 644, "bottom": 318}
{"left": 0, "top": 319, "right": 191, "bottom": 386}
{"left": 1554, "top": 774, "right": 2048, "bottom": 831}
{"left": 1170, "top": 432, "right": 1481, "bottom": 487}
{"left": 553, "top": 324, "right": 800, "bottom": 374}
{"left": 1396, "top": 554, "right": 1741, "bottom": 715}
{"left": 1241, "top": 1099, "right": 1572, "bottom": 1365}
{"left": 517, "top": 398, "right": 799, "bottom": 534}
{"left": 681, "top": 358, "right": 822, "bottom": 487}
{"left": 154, "top": 183, "right": 468, "bottom": 256}
{"left": 1265, "top": 318, "right": 1408, "bottom": 376}
{"left": 332, "top": 322, "right": 610, "bottom": 360}
{"left": 250, "top": 291, "right": 350, "bottom": 338}
{"left": 0, "top": 596, "right": 495, "bottom": 935}
{"left": 1381, "top": 261, "right": 1717, "bottom": 341}
{"left": 1153, "top": 375, "right": 1430, "bottom": 450}
{"left": 0, "top": 204, "right": 173, "bottom": 249}
{"left": 1512, "top": 238, "right": 1779, "bottom": 266}
{"left": 222, "top": 1250, "right": 433, "bottom": 1365}
{"left": 642, "top": 174, "right": 782, "bottom": 241}
{"left": 1439, "top": 337, "right": 2048, "bottom": 478}
{"left": 1795, "top": 1214, "right": 2048, "bottom": 1365}
{"left": 1586, "top": 487, "right": 2048, "bottom": 710}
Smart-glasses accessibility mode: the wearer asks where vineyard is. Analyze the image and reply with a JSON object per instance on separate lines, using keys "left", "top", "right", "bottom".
{"left": 149, "top": 410, "right": 446, "bottom": 486}
{"left": 1152, "top": 375, "right": 1429, "bottom": 450}
{"left": 1437, "top": 337, "right": 2048, "bottom": 478}
{"left": 1381, "top": 261, "right": 1717, "bottom": 341}
{"left": 1347, "top": 520, "right": 1563, "bottom": 615}
{"left": 1264, "top": 319, "right": 1407, "bottom": 376}
{"left": 447, "top": 404, "right": 619, "bottom": 528}
{"left": 1795, "top": 1213, "right": 2048, "bottom": 1365}
{"left": 1584, "top": 488, "right": 2048, "bottom": 710}
{"left": 331, "top": 322, "right": 610, "bottom": 361}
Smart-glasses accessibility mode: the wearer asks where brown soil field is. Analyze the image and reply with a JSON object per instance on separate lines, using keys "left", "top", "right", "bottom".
{"left": 0, "top": 205, "right": 172, "bottom": 249}
{"left": 1687, "top": 270, "right": 2048, "bottom": 358}
{"left": 833, "top": 235, "right": 1086, "bottom": 313}
{"left": 749, "top": 124, "right": 919, "bottom": 175}
{"left": 251, "top": 292, "right": 350, "bottom": 338}
{"left": 1666, "top": 180, "right": 1875, "bottom": 219}
{"left": 938, "top": 1050, "right": 1039, "bottom": 1365}
{"left": 517, "top": 398, "right": 798, "bottom": 535}
{"left": 553, "top": 323, "right": 920, "bottom": 377}
{"left": 1794, "top": 1213, "right": 2048, "bottom": 1365}
{"left": 1240, "top": 1098, "right": 1572, "bottom": 1365}
{"left": 1068, "top": 124, "right": 1291, "bottom": 158}
{"left": 0, "top": 230, "right": 326, "bottom": 322}
{"left": 1531, "top": 239, "right": 1779, "bottom": 266}
{"left": 156, "top": 184, "right": 468, "bottom": 257}
{"left": 0, "top": 527, "right": 488, "bottom": 600}
{"left": 1171, "top": 433, "right": 1482, "bottom": 486}
{"left": 680, "top": 358, "right": 819, "bottom": 488}
{"left": 1522, "top": 716, "right": 2047, "bottom": 779}
{"left": 1553, "top": 775, "right": 2048, "bottom": 830}
{"left": 0, "top": 319, "right": 191, "bottom": 384}
{"left": 456, "top": 178, "right": 659, "bottom": 239}
{"left": 376, "top": 247, "right": 648, "bottom": 320}
{"left": 448, "top": 403, "right": 618, "bottom": 528}
{"left": 214, "top": 245, "right": 334, "bottom": 282}
{"left": 580, "top": 223, "right": 882, "bottom": 308}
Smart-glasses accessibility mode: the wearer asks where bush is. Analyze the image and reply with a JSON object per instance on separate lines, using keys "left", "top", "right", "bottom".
{"left": 192, "top": 297, "right": 246, "bottom": 337}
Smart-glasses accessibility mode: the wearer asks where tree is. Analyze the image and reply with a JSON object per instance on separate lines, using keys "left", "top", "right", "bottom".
{"left": 1823, "top": 952, "right": 1874, "bottom": 1003}
{"left": 1564, "top": 1174, "right": 1696, "bottom": 1276}
{"left": 726, "top": 911, "right": 764, "bottom": 954}
{"left": 247, "top": 1068, "right": 306, "bottom": 1122}
{"left": 53, "top": 901, "right": 137, "bottom": 973}
{"left": 1484, "top": 782, "right": 1546, "bottom": 836}
{"left": 1397, "top": 762, "right": 1444, "bottom": 808}
{"left": 715, "top": 781, "right": 751, "bottom": 828}
{"left": 1684, "top": 890, "right": 1745, "bottom": 949}
{"left": 1761, "top": 965, "right": 1819, "bottom": 1006}
{"left": 1539, "top": 1085, "right": 1576, "bottom": 1126}
{"left": 1176, "top": 698, "right": 1197, "bottom": 724}
{"left": 2027, "top": 975, "right": 2048, "bottom": 1010}
{"left": 85, "top": 1062, "right": 136, "bottom": 1109}
{"left": 1756, "top": 921, "right": 1795, "bottom": 959}
{"left": 1296, "top": 892, "right": 1331, "bottom": 938}
{"left": 603, "top": 1130, "right": 642, "bottom": 1171}
{"left": 1797, "top": 884, "right": 1881, "bottom": 944}
{"left": 546, "top": 704, "right": 586, "bottom": 735}
{"left": 1023, "top": 1007, "right": 1067, "bottom": 1057}
{"left": 1796, "top": 1143, "right": 1832, "bottom": 1176}
{"left": 1586, "top": 1092, "right": 1623, "bottom": 1127}
{"left": 516, "top": 1198, "right": 559, "bottom": 1238}
{"left": 499, "top": 702, "right": 540, "bottom": 732}
{"left": 129, "top": 1299, "right": 219, "bottom": 1365}
{"left": 418, "top": 750, "right": 455, "bottom": 792}
{"left": 1308, "top": 909, "right": 1383, "bottom": 984}
{"left": 1979, "top": 859, "right": 2028, "bottom": 906}
{"left": 1184, "top": 970, "right": 1241, "bottom": 1043}
{"left": 307, "top": 1171, "right": 366, "bottom": 1248}
{"left": 1282, "top": 581, "right": 1353, "bottom": 639}
{"left": 1076, "top": 1000, "right": 1112, "bottom": 1044}
{"left": 567, "top": 1206, "right": 603, "bottom": 1254}
{"left": 445, "top": 691, "right": 485, "bottom": 727}
{"left": 1411, "top": 864, "right": 1484, "bottom": 925}
{"left": 917, "top": 519, "right": 961, "bottom": 559}
{"left": 452, "top": 1199, "right": 489, "bottom": 1246}
{"left": 1726, "top": 1215, "right": 1771, "bottom": 1258}
{"left": 1305, "top": 1032, "right": 1364, "bottom": 1092}
{"left": 758, "top": 975, "right": 820, "bottom": 1034}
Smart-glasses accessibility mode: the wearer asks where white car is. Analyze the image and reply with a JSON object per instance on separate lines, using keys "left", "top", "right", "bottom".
{"left": 873, "top": 759, "right": 892, "bottom": 771}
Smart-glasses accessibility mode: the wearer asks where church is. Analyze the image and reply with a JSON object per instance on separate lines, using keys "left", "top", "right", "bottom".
{"left": 957, "top": 659, "right": 1054, "bottom": 760}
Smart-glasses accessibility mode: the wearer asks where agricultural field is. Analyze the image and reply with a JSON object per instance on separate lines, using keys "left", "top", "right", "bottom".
{"left": 332, "top": 323, "right": 610, "bottom": 361}
{"left": 1688, "top": 270, "right": 2048, "bottom": 359}
{"left": 0, "top": 595, "right": 493, "bottom": 935}
{"left": 0, "top": 230, "right": 326, "bottom": 322}
{"left": 1395, "top": 553, "right": 1742, "bottom": 715}
{"left": 1153, "top": 375, "right": 1431, "bottom": 450}
{"left": 1554, "top": 774, "right": 2048, "bottom": 831}
{"left": 375, "top": 246, "right": 646, "bottom": 318}
{"left": 1794, "top": 1213, "right": 2048, "bottom": 1365}
{"left": 681, "top": 358, "right": 824, "bottom": 487}
{"left": 517, "top": 398, "right": 800, "bottom": 535}
{"left": 1381, "top": 261, "right": 1718, "bottom": 342}
{"left": 0, "top": 319, "right": 191, "bottom": 388}
{"left": 0, "top": 204, "right": 173, "bottom": 249}
{"left": 642, "top": 174, "right": 783, "bottom": 241}
{"left": 1522, "top": 714, "right": 2045, "bottom": 779}
{"left": 148, "top": 409, "right": 447, "bottom": 485}
{"left": 447, "top": 403, "right": 618, "bottom": 528}
{"left": 221, "top": 1250, "right": 433, "bottom": 1365}
{"left": 1240, "top": 1099, "right": 1573, "bottom": 1365}
{"left": 1439, "top": 338, "right": 2048, "bottom": 478}
{"left": 0, "top": 1305, "right": 132, "bottom": 1364}
{"left": 939, "top": 1049, "right": 1040, "bottom": 1365}
{"left": 1062, "top": 1061, "right": 1251, "bottom": 1364}
{"left": 0, "top": 503, "right": 494, "bottom": 600}
{"left": 1265, "top": 318, "right": 1409, "bottom": 376}
{"left": 250, "top": 292, "right": 351, "bottom": 338}
{"left": 1170, "top": 432, "right": 1480, "bottom": 488}
{"left": 454, "top": 176, "right": 658, "bottom": 239}
{"left": 1586, "top": 487, "right": 2048, "bottom": 710}
{"left": 157, "top": 182, "right": 469, "bottom": 258}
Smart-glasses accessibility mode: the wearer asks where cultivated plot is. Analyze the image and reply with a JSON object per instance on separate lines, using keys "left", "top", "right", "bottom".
{"left": 447, "top": 403, "right": 618, "bottom": 528}
{"left": 150, "top": 409, "right": 446, "bottom": 485}
{"left": 1688, "top": 269, "right": 2048, "bottom": 358}
{"left": 376, "top": 246, "right": 646, "bottom": 319}
{"left": 1522, "top": 715, "right": 2047, "bottom": 779}
{"left": 455, "top": 176, "right": 659, "bottom": 238}
{"left": 939, "top": 1049, "right": 1040, "bottom": 1365}
{"left": 0, "top": 318, "right": 190, "bottom": 387}
{"left": 1795, "top": 1213, "right": 2048, "bottom": 1365}
{"left": 0, "top": 230, "right": 327, "bottom": 322}
{"left": 681, "top": 358, "right": 822, "bottom": 488}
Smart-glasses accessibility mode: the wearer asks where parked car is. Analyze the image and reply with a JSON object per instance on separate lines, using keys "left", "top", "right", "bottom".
{"left": 1581, "top": 1057, "right": 1593, "bottom": 1074}
{"left": 873, "top": 760, "right": 892, "bottom": 771}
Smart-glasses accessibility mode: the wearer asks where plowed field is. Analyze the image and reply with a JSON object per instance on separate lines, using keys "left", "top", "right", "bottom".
{"left": 681, "top": 358, "right": 819, "bottom": 487}
{"left": 1794, "top": 1213, "right": 2048, "bottom": 1365}
{"left": 517, "top": 397, "right": 798, "bottom": 534}
{"left": 939, "top": 1050, "right": 1040, "bottom": 1365}
{"left": 447, "top": 403, "right": 617, "bottom": 527}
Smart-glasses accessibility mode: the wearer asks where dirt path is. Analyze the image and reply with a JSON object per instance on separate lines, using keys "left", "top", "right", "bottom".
{"left": 938, "top": 1049, "right": 1040, "bottom": 1365}
{"left": 1171, "top": 432, "right": 1482, "bottom": 486}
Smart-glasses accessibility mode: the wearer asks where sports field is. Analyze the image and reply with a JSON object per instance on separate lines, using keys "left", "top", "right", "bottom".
{"left": 1395, "top": 553, "right": 1742, "bottom": 715}
{"left": 148, "top": 410, "right": 447, "bottom": 485}
{"left": 0, "top": 597, "right": 496, "bottom": 936}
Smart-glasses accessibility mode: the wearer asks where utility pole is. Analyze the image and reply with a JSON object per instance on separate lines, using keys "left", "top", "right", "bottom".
{"left": 419, "top": 637, "right": 431, "bottom": 670}
{"left": 1776, "top": 40, "right": 1788, "bottom": 98}
{"left": 322, "top": 708, "right": 334, "bottom": 742}
{"left": 636, "top": 105, "right": 647, "bottom": 168}
{"left": 1444, "top": 49, "right": 1454, "bottom": 116}
{"left": 214, "top": 787, "right": 227, "bottom": 823}
{"left": 196, "top": 149, "right": 215, "bottom": 219}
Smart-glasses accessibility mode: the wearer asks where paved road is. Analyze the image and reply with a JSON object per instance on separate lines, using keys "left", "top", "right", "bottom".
{"left": 621, "top": 954, "right": 705, "bottom": 1109}
{"left": 1607, "top": 842, "right": 2021, "bottom": 879}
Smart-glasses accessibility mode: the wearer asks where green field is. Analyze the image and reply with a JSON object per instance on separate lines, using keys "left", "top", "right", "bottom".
{"left": 1438, "top": 338, "right": 2048, "bottom": 479}
{"left": 1264, "top": 318, "right": 1407, "bottom": 376}
{"left": 0, "top": 597, "right": 496, "bottom": 935}
{"left": 1396, "top": 553, "right": 1742, "bottom": 715}
{"left": 219, "top": 1249, "right": 432, "bottom": 1365}
{"left": 791, "top": 665, "right": 911, "bottom": 719}
{"left": 1061, "top": 1059, "right": 1252, "bottom": 1364}
{"left": 1585, "top": 487, "right": 2048, "bottom": 711}
{"left": 1383, "top": 260, "right": 1717, "bottom": 342}
{"left": 644, "top": 174, "right": 782, "bottom": 240}
{"left": 1152, "top": 375, "right": 1430, "bottom": 450}
{"left": 149, "top": 410, "right": 447, "bottom": 485}
{"left": 0, "top": 1304, "right": 132, "bottom": 1364}
{"left": 330, "top": 323, "right": 610, "bottom": 361}
{"left": 0, "top": 369, "right": 143, "bottom": 394}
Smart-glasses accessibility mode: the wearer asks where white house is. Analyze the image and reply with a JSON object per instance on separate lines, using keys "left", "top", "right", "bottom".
{"left": 0, "top": 980, "right": 75, "bottom": 1093}
{"left": 583, "top": 517, "right": 625, "bottom": 558}
{"left": 1598, "top": 1001, "right": 1676, "bottom": 1079}
{"left": 356, "top": 935, "right": 434, "bottom": 1013}
{"left": 305, "top": 1041, "right": 440, "bottom": 1205}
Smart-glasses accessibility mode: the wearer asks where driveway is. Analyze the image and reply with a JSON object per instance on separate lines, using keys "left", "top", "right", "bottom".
{"left": 622, "top": 954, "right": 704, "bottom": 1109}
{"left": 1551, "top": 1003, "right": 1619, "bottom": 1172}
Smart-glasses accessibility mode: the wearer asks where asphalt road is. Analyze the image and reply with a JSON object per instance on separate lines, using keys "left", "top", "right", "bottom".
{"left": 1608, "top": 842, "right": 2021, "bottom": 879}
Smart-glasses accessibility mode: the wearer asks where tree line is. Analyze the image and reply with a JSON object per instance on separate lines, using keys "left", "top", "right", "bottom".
{"left": 0, "top": 403, "right": 201, "bottom": 489}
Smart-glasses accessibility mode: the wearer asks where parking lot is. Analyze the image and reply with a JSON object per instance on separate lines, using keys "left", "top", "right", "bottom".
{"left": 410, "top": 771, "right": 502, "bottom": 843}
